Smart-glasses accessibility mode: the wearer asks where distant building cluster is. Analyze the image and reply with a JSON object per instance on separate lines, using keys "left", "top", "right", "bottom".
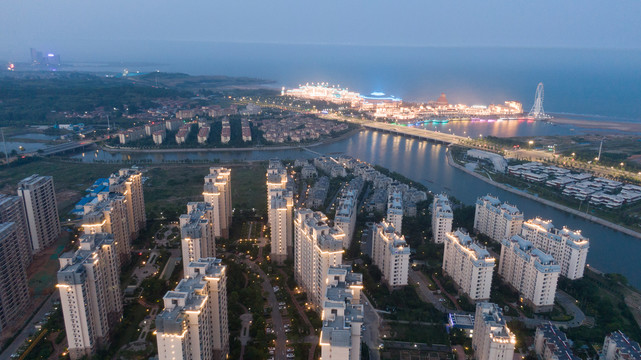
{"left": 284, "top": 83, "right": 523, "bottom": 120}
{"left": 508, "top": 161, "right": 641, "bottom": 208}
{"left": 118, "top": 116, "right": 254, "bottom": 146}
{"left": 257, "top": 114, "right": 348, "bottom": 143}
{"left": 340, "top": 156, "right": 426, "bottom": 215}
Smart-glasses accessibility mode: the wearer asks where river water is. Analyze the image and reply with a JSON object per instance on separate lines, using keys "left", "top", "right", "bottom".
{"left": 73, "top": 129, "right": 641, "bottom": 288}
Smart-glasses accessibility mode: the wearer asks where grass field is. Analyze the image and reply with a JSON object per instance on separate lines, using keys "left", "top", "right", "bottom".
{"left": 143, "top": 163, "right": 267, "bottom": 220}
{"left": 0, "top": 159, "right": 122, "bottom": 216}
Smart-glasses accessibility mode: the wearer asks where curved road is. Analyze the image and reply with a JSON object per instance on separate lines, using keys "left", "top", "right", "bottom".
{"left": 409, "top": 269, "right": 586, "bottom": 329}
{"left": 243, "top": 260, "right": 287, "bottom": 360}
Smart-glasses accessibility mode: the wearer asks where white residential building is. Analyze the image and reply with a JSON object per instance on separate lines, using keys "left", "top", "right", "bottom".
{"left": 294, "top": 209, "right": 345, "bottom": 309}
{"left": 386, "top": 190, "right": 403, "bottom": 233}
{"left": 153, "top": 130, "right": 166, "bottom": 145}
{"left": 17, "top": 174, "right": 61, "bottom": 253}
{"left": 521, "top": 218, "right": 589, "bottom": 280}
{"left": 0, "top": 223, "right": 30, "bottom": 336}
{"left": 334, "top": 190, "right": 358, "bottom": 249}
{"left": 57, "top": 233, "right": 122, "bottom": 360}
{"left": 203, "top": 167, "right": 232, "bottom": 239}
{"left": 499, "top": 235, "right": 560, "bottom": 312}
{"left": 320, "top": 266, "right": 363, "bottom": 360}
{"left": 267, "top": 159, "right": 289, "bottom": 212}
{"left": 372, "top": 221, "right": 410, "bottom": 288}
{"left": 443, "top": 230, "right": 495, "bottom": 301}
{"left": 0, "top": 194, "right": 32, "bottom": 267}
{"left": 534, "top": 324, "right": 580, "bottom": 360}
{"left": 156, "top": 258, "right": 229, "bottom": 360}
{"left": 180, "top": 202, "right": 216, "bottom": 275}
{"left": 269, "top": 189, "right": 293, "bottom": 263}
{"left": 601, "top": 331, "right": 641, "bottom": 360}
{"left": 474, "top": 194, "right": 524, "bottom": 242}
{"left": 82, "top": 192, "right": 131, "bottom": 262}
{"left": 432, "top": 194, "right": 453, "bottom": 244}
{"left": 108, "top": 168, "right": 146, "bottom": 238}
{"left": 472, "top": 302, "right": 516, "bottom": 360}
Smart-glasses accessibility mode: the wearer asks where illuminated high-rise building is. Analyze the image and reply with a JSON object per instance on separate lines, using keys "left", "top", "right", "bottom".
{"left": 108, "top": 168, "right": 146, "bottom": 238}
{"left": 294, "top": 209, "right": 344, "bottom": 309}
{"left": 0, "top": 223, "right": 30, "bottom": 336}
{"left": 18, "top": 174, "right": 60, "bottom": 253}
{"left": 203, "top": 167, "right": 232, "bottom": 239}
{"left": 57, "top": 233, "right": 122, "bottom": 360}
{"left": 180, "top": 202, "right": 216, "bottom": 275}
{"left": 156, "top": 258, "right": 229, "bottom": 360}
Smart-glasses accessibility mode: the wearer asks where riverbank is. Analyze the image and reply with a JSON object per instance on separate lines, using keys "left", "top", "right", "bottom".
{"left": 101, "top": 128, "right": 363, "bottom": 153}
{"left": 446, "top": 148, "right": 641, "bottom": 240}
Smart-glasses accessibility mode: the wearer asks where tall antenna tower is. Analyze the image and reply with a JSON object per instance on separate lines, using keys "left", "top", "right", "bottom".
{"left": 528, "top": 82, "right": 551, "bottom": 120}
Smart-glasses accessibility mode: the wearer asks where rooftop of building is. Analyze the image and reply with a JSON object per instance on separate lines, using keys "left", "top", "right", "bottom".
{"left": 448, "top": 230, "right": 494, "bottom": 264}
{"left": 537, "top": 324, "right": 580, "bottom": 360}
{"left": 477, "top": 303, "right": 515, "bottom": 342}
{"left": 18, "top": 174, "right": 52, "bottom": 188}
{"left": 605, "top": 330, "right": 641, "bottom": 357}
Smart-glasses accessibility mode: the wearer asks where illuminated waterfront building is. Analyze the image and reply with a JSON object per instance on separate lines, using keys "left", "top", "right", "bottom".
{"left": 294, "top": 209, "right": 345, "bottom": 309}
{"left": 520, "top": 218, "right": 589, "bottom": 280}
{"left": 443, "top": 230, "right": 495, "bottom": 301}
{"left": 320, "top": 265, "right": 363, "bottom": 360}
{"left": 203, "top": 167, "right": 231, "bottom": 239}
{"left": 432, "top": 193, "right": 453, "bottom": 244}
{"left": 499, "top": 235, "right": 560, "bottom": 312}
{"left": 18, "top": 174, "right": 60, "bottom": 253}
{"left": 57, "top": 233, "right": 122, "bottom": 360}
{"left": 472, "top": 302, "right": 516, "bottom": 360}
{"left": 156, "top": 258, "right": 229, "bottom": 360}
{"left": 474, "top": 194, "right": 524, "bottom": 242}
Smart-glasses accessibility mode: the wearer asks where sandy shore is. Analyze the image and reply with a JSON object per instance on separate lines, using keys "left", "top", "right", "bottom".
{"left": 549, "top": 117, "right": 641, "bottom": 132}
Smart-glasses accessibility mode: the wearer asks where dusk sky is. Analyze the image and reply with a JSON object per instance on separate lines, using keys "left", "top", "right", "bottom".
{"left": 2, "top": 0, "right": 641, "bottom": 60}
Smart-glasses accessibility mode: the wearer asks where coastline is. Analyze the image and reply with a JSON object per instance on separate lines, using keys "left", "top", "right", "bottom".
{"left": 100, "top": 128, "right": 362, "bottom": 153}
{"left": 446, "top": 148, "right": 641, "bottom": 240}
{"left": 548, "top": 116, "right": 641, "bottom": 132}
